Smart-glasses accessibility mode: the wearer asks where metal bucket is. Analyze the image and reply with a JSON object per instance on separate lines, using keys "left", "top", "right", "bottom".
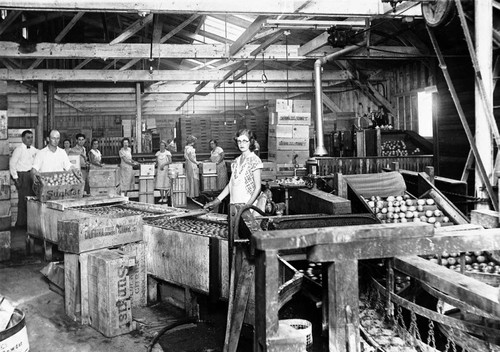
{"left": 0, "top": 308, "right": 29, "bottom": 352}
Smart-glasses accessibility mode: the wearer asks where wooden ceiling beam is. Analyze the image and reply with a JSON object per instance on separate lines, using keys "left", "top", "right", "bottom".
{"left": 0, "top": 42, "right": 425, "bottom": 60}
{"left": 229, "top": 15, "right": 268, "bottom": 57}
{"left": 0, "top": 1, "right": 423, "bottom": 17}
{"left": 0, "top": 68, "right": 347, "bottom": 82}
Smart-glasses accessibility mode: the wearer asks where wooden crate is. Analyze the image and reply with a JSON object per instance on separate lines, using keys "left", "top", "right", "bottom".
{"left": 65, "top": 253, "right": 82, "bottom": 321}
{"left": 139, "top": 177, "right": 155, "bottom": 193}
{"left": 172, "top": 175, "right": 186, "bottom": 192}
{"left": 88, "top": 166, "right": 119, "bottom": 188}
{"left": 0, "top": 230, "right": 10, "bottom": 261}
{"left": 35, "top": 171, "right": 84, "bottom": 202}
{"left": 139, "top": 192, "right": 154, "bottom": 204}
{"left": 89, "top": 185, "right": 120, "bottom": 197}
{"left": 118, "top": 242, "right": 147, "bottom": 307}
{"left": 58, "top": 214, "right": 143, "bottom": 253}
{"left": 140, "top": 163, "right": 155, "bottom": 178}
{"left": 268, "top": 136, "right": 309, "bottom": 151}
{"left": 200, "top": 162, "right": 216, "bottom": 175}
{"left": 0, "top": 170, "right": 10, "bottom": 200}
{"left": 169, "top": 163, "right": 184, "bottom": 175}
{"left": 87, "top": 249, "right": 136, "bottom": 337}
{"left": 172, "top": 191, "right": 187, "bottom": 208}
{"left": 0, "top": 211, "right": 11, "bottom": 231}
{"left": 201, "top": 175, "right": 217, "bottom": 192}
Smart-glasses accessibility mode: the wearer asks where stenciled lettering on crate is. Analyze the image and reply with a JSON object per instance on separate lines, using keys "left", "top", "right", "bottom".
{"left": 58, "top": 214, "right": 143, "bottom": 253}
{"left": 87, "top": 249, "right": 136, "bottom": 337}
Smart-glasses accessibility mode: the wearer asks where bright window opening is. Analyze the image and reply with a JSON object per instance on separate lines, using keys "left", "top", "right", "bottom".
{"left": 418, "top": 90, "right": 434, "bottom": 137}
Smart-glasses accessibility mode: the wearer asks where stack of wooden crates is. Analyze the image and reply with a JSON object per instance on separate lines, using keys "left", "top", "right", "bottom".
{"left": 170, "top": 162, "right": 187, "bottom": 207}
{"left": 268, "top": 99, "right": 311, "bottom": 167}
{"left": 200, "top": 162, "right": 217, "bottom": 192}
{"left": 138, "top": 164, "right": 155, "bottom": 203}
{"left": 59, "top": 214, "right": 146, "bottom": 337}
{"left": 0, "top": 141, "right": 9, "bottom": 262}
{"left": 88, "top": 165, "right": 120, "bottom": 196}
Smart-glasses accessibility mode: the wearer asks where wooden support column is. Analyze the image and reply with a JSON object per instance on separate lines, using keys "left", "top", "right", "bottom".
{"left": 474, "top": 0, "right": 493, "bottom": 209}
{"left": 37, "top": 82, "right": 44, "bottom": 149}
{"left": 135, "top": 82, "right": 142, "bottom": 153}
{"left": 254, "top": 249, "right": 279, "bottom": 352}
{"left": 46, "top": 82, "right": 55, "bottom": 131}
{"left": 326, "top": 260, "right": 360, "bottom": 352}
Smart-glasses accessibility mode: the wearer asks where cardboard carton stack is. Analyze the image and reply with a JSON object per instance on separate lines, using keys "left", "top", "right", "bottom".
{"left": 268, "top": 99, "right": 311, "bottom": 168}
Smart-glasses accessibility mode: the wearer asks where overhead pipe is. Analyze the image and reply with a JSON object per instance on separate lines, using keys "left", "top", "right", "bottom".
{"left": 313, "top": 41, "right": 366, "bottom": 156}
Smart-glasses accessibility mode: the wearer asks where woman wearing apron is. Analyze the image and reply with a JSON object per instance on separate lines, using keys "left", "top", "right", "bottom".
{"left": 119, "top": 137, "right": 139, "bottom": 196}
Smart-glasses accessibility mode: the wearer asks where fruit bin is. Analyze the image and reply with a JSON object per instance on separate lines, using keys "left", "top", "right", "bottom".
{"left": 338, "top": 170, "right": 469, "bottom": 227}
{"left": 34, "top": 171, "right": 85, "bottom": 202}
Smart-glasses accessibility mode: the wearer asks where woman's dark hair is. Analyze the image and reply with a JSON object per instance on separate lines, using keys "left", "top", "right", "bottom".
{"left": 234, "top": 129, "right": 256, "bottom": 151}
{"left": 209, "top": 139, "right": 218, "bottom": 146}
{"left": 63, "top": 138, "right": 71, "bottom": 147}
{"left": 91, "top": 138, "right": 99, "bottom": 146}
{"left": 121, "top": 137, "right": 130, "bottom": 147}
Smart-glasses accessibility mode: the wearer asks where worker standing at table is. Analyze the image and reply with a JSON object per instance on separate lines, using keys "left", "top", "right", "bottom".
{"left": 155, "top": 140, "right": 172, "bottom": 204}
{"left": 31, "top": 130, "right": 79, "bottom": 179}
{"left": 71, "top": 133, "right": 90, "bottom": 193}
{"left": 89, "top": 139, "right": 103, "bottom": 168}
{"left": 204, "top": 129, "right": 263, "bottom": 232}
{"left": 119, "top": 137, "right": 139, "bottom": 196}
{"left": 9, "top": 130, "right": 38, "bottom": 229}
{"left": 184, "top": 135, "right": 200, "bottom": 200}
{"left": 209, "top": 139, "right": 228, "bottom": 191}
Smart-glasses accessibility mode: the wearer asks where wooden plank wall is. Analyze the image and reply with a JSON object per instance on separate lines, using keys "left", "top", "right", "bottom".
{"left": 178, "top": 113, "right": 268, "bottom": 155}
{"left": 387, "top": 60, "right": 435, "bottom": 132}
{"left": 433, "top": 57, "right": 475, "bottom": 180}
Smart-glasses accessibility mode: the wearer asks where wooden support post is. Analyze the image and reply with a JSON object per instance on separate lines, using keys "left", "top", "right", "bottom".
{"left": 47, "top": 82, "right": 55, "bottom": 131}
{"left": 254, "top": 249, "right": 279, "bottom": 352}
{"left": 37, "top": 82, "right": 44, "bottom": 149}
{"left": 390, "top": 162, "right": 399, "bottom": 171}
{"left": 135, "top": 82, "right": 142, "bottom": 153}
{"left": 425, "top": 166, "right": 435, "bottom": 185}
{"left": 326, "top": 260, "right": 359, "bottom": 352}
{"left": 385, "top": 258, "right": 394, "bottom": 320}
{"left": 427, "top": 26, "right": 498, "bottom": 211}
{"left": 460, "top": 150, "right": 474, "bottom": 182}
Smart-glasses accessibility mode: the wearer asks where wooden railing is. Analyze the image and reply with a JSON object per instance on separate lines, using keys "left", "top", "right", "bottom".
{"left": 317, "top": 155, "right": 434, "bottom": 175}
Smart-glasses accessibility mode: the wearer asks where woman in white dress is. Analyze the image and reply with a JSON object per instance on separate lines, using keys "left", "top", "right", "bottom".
{"left": 119, "top": 138, "right": 139, "bottom": 196}
{"left": 184, "top": 135, "right": 200, "bottom": 199}
{"left": 89, "top": 139, "right": 103, "bottom": 168}
{"left": 209, "top": 139, "right": 228, "bottom": 191}
{"left": 155, "top": 140, "right": 172, "bottom": 204}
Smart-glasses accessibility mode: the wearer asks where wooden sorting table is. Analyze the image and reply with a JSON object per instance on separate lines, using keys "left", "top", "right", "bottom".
{"left": 252, "top": 223, "right": 500, "bottom": 352}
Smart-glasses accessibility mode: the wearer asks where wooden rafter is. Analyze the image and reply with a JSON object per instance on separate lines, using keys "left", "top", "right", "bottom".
{"left": 29, "top": 11, "right": 85, "bottom": 69}
{"left": 109, "top": 13, "right": 154, "bottom": 45}
{"left": 176, "top": 81, "right": 210, "bottom": 111}
{"left": 0, "top": 10, "right": 22, "bottom": 36}
{"left": 0, "top": 0, "right": 423, "bottom": 17}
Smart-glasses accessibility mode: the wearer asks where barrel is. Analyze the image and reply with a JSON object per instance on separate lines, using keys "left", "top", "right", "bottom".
{"left": 0, "top": 308, "right": 29, "bottom": 352}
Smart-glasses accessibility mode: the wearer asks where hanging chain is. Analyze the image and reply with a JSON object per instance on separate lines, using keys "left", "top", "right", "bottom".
{"left": 284, "top": 31, "right": 289, "bottom": 99}
{"left": 451, "top": 338, "right": 457, "bottom": 352}
{"left": 426, "top": 319, "right": 436, "bottom": 349}
{"left": 395, "top": 305, "right": 407, "bottom": 332}
{"left": 408, "top": 310, "right": 421, "bottom": 342}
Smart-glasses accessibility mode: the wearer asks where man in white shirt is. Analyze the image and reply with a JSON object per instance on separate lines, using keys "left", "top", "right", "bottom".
{"left": 9, "top": 130, "right": 38, "bottom": 229}
{"left": 31, "top": 130, "right": 77, "bottom": 180}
